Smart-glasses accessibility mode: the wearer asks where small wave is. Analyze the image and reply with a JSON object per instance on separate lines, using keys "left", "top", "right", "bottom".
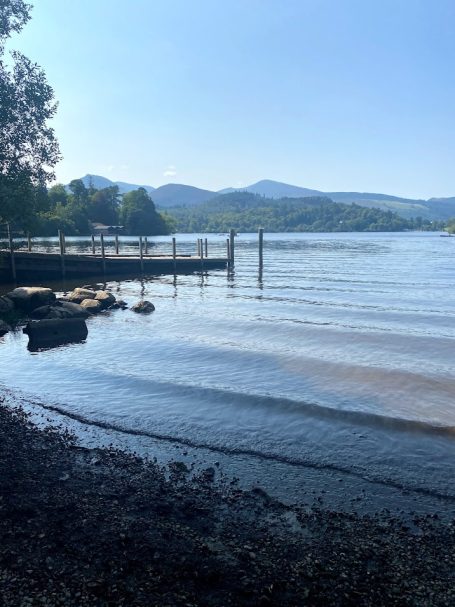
{"left": 3, "top": 387, "right": 455, "bottom": 504}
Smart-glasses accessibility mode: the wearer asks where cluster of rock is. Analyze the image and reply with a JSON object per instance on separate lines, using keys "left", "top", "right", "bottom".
{"left": 0, "top": 286, "right": 155, "bottom": 338}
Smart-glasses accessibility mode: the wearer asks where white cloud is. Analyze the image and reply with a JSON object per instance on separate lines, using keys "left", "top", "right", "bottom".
{"left": 163, "top": 165, "right": 177, "bottom": 177}
{"left": 106, "top": 165, "right": 115, "bottom": 173}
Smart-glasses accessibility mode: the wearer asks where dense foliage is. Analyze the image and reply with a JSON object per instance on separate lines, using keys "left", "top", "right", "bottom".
{"left": 166, "top": 192, "right": 441, "bottom": 233}
{"left": 31, "top": 180, "right": 171, "bottom": 236}
{"left": 0, "top": 0, "right": 60, "bottom": 227}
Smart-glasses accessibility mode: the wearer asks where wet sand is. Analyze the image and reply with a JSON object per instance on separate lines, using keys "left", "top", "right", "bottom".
{"left": 1, "top": 398, "right": 454, "bottom": 606}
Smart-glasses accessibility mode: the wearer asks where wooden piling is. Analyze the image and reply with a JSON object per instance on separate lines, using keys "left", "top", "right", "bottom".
{"left": 172, "top": 237, "right": 177, "bottom": 272}
{"left": 91, "top": 235, "right": 95, "bottom": 255}
{"left": 144, "top": 236, "right": 148, "bottom": 255}
{"left": 258, "top": 227, "right": 264, "bottom": 268}
{"left": 100, "top": 233, "right": 106, "bottom": 275}
{"left": 27, "top": 232, "right": 32, "bottom": 252}
{"left": 62, "top": 232, "right": 66, "bottom": 254}
{"left": 199, "top": 239, "right": 204, "bottom": 270}
{"left": 58, "top": 230, "right": 66, "bottom": 279}
{"left": 204, "top": 238, "right": 208, "bottom": 258}
{"left": 197, "top": 239, "right": 201, "bottom": 257}
{"left": 7, "top": 223, "right": 16, "bottom": 283}
{"left": 226, "top": 238, "right": 230, "bottom": 262}
{"left": 229, "top": 229, "right": 235, "bottom": 266}
{"left": 115, "top": 234, "right": 119, "bottom": 255}
{"left": 139, "top": 236, "right": 144, "bottom": 273}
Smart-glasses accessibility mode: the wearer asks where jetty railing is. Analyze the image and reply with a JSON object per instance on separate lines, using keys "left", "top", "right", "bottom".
{"left": 0, "top": 225, "right": 266, "bottom": 283}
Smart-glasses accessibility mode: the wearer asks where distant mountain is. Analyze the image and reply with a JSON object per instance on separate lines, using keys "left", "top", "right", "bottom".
{"left": 70, "top": 175, "right": 455, "bottom": 220}
{"left": 151, "top": 184, "right": 215, "bottom": 208}
{"left": 79, "top": 174, "right": 155, "bottom": 195}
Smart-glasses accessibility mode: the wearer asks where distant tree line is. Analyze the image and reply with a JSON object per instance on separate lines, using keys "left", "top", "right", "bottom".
{"left": 166, "top": 192, "right": 445, "bottom": 233}
{"left": 28, "top": 179, "right": 173, "bottom": 236}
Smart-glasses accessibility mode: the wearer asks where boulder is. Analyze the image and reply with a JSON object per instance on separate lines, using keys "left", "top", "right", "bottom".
{"left": 7, "top": 287, "right": 56, "bottom": 311}
{"left": 30, "top": 305, "right": 52, "bottom": 319}
{"left": 116, "top": 300, "right": 128, "bottom": 309}
{"left": 131, "top": 300, "right": 155, "bottom": 314}
{"left": 80, "top": 299, "right": 102, "bottom": 314}
{"left": 0, "top": 296, "right": 14, "bottom": 314}
{"left": 94, "top": 290, "right": 116, "bottom": 308}
{"left": 0, "top": 320, "right": 12, "bottom": 336}
{"left": 23, "top": 318, "right": 88, "bottom": 350}
{"left": 69, "top": 288, "right": 97, "bottom": 303}
{"left": 59, "top": 301, "right": 90, "bottom": 318}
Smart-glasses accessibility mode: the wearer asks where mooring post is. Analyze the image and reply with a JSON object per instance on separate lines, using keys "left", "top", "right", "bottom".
{"left": 144, "top": 236, "right": 148, "bottom": 255}
{"left": 91, "top": 234, "right": 95, "bottom": 254}
{"left": 197, "top": 239, "right": 200, "bottom": 257}
{"left": 58, "top": 229, "right": 66, "bottom": 279}
{"left": 229, "top": 229, "right": 235, "bottom": 266}
{"left": 258, "top": 227, "right": 264, "bottom": 268}
{"left": 200, "top": 239, "right": 204, "bottom": 270}
{"left": 27, "top": 232, "right": 32, "bottom": 252}
{"left": 62, "top": 231, "right": 66, "bottom": 254}
{"left": 226, "top": 238, "right": 230, "bottom": 263}
{"left": 204, "top": 237, "right": 208, "bottom": 258}
{"left": 7, "top": 223, "right": 16, "bottom": 283}
{"left": 115, "top": 234, "right": 119, "bottom": 255}
{"left": 139, "top": 236, "right": 144, "bottom": 273}
{"left": 172, "top": 237, "right": 177, "bottom": 272}
{"left": 100, "top": 233, "right": 106, "bottom": 275}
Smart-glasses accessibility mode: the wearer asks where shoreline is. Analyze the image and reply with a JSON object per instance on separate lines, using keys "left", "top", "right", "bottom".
{"left": 1, "top": 397, "right": 454, "bottom": 605}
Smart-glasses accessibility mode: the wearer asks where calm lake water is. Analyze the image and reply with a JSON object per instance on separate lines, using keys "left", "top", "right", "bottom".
{"left": 1, "top": 232, "right": 455, "bottom": 512}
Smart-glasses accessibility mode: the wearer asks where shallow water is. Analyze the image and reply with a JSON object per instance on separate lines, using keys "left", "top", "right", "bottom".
{"left": 1, "top": 232, "right": 455, "bottom": 511}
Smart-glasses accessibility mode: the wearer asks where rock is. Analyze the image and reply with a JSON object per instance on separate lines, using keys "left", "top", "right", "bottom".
{"left": 69, "top": 288, "right": 97, "bottom": 303}
{"left": 30, "top": 305, "right": 52, "bottom": 319}
{"left": 0, "top": 296, "right": 14, "bottom": 314}
{"left": 23, "top": 318, "right": 88, "bottom": 350}
{"left": 80, "top": 299, "right": 102, "bottom": 314}
{"left": 131, "top": 300, "right": 155, "bottom": 314}
{"left": 7, "top": 287, "right": 56, "bottom": 311}
{"left": 59, "top": 301, "right": 90, "bottom": 319}
{"left": 116, "top": 300, "right": 128, "bottom": 309}
{"left": 94, "top": 290, "right": 116, "bottom": 308}
{"left": 0, "top": 320, "right": 12, "bottom": 336}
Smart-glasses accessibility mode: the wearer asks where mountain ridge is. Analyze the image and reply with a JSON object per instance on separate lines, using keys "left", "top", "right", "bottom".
{"left": 73, "top": 175, "right": 455, "bottom": 220}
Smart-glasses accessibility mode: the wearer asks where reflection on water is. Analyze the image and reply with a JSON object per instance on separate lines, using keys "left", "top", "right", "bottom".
{"left": 1, "top": 232, "right": 455, "bottom": 502}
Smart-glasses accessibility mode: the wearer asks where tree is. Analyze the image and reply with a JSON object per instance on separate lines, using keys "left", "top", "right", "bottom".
{"left": 120, "top": 188, "right": 169, "bottom": 235}
{"left": 88, "top": 186, "right": 120, "bottom": 225}
{"left": 0, "top": 0, "right": 60, "bottom": 227}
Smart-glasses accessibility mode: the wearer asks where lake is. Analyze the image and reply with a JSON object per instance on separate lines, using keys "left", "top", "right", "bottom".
{"left": 1, "top": 232, "right": 455, "bottom": 515}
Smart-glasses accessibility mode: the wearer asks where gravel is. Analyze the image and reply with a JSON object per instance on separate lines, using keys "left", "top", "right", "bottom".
{"left": 1, "top": 398, "right": 454, "bottom": 606}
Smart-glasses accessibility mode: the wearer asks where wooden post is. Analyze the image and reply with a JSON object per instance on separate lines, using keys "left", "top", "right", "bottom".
{"left": 115, "top": 234, "right": 119, "bottom": 255}
{"left": 139, "top": 236, "right": 144, "bottom": 273}
{"left": 258, "top": 227, "right": 264, "bottom": 268}
{"left": 100, "top": 233, "right": 106, "bottom": 275}
{"left": 91, "top": 234, "right": 95, "bottom": 255}
{"left": 226, "top": 238, "right": 230, "bottom": 264}
{"left": 27, "top": 232, "right": 32, "bottom": 252}
{"left": 229, "top": 229, "right": 235, "bottom": 266}
{"left": 62, "top": 231, "right": 66, "bottom": 254}
{"left": 204, "top": 238, "right": 208, "bottom": 258}
{"left": 172, "top": 237, "right": 177, "bottom": 272}
{"left": 197, "top": 239, "right": 201, "bottom": 257}
{"left": 7, "top": 223, "right": 16, "bottom": 282}
{"left": 144, "top": 236, "right": 148, "bottom": 255}
{"left": 58, "top": 230, "right": 66, "bottom": 279}
{"left": 200, "top": 239, "right": 204, "bottom": 270}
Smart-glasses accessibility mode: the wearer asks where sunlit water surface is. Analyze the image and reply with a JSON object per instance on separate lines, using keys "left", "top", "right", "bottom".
{"left": 1, "top": 232, "right": 454, "bottom": 511}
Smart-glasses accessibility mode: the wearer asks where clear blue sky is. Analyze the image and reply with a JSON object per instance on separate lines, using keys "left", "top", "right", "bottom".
{"left": 9, "top": 0, "right": 455, "bottom": 198}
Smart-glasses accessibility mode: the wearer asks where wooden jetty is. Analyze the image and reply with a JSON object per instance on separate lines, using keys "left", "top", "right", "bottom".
{"left": 0, "top": 229, "right": 230, "bottom": 283}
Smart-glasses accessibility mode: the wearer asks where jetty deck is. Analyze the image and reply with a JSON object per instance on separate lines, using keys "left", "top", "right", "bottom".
{"left": 0, "top": 250, "right": 228, "bottom": 282}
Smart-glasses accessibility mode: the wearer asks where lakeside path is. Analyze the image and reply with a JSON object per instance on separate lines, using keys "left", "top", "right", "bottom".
{"left": 1, "top": 399, "right": 454, "bottom": 606}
